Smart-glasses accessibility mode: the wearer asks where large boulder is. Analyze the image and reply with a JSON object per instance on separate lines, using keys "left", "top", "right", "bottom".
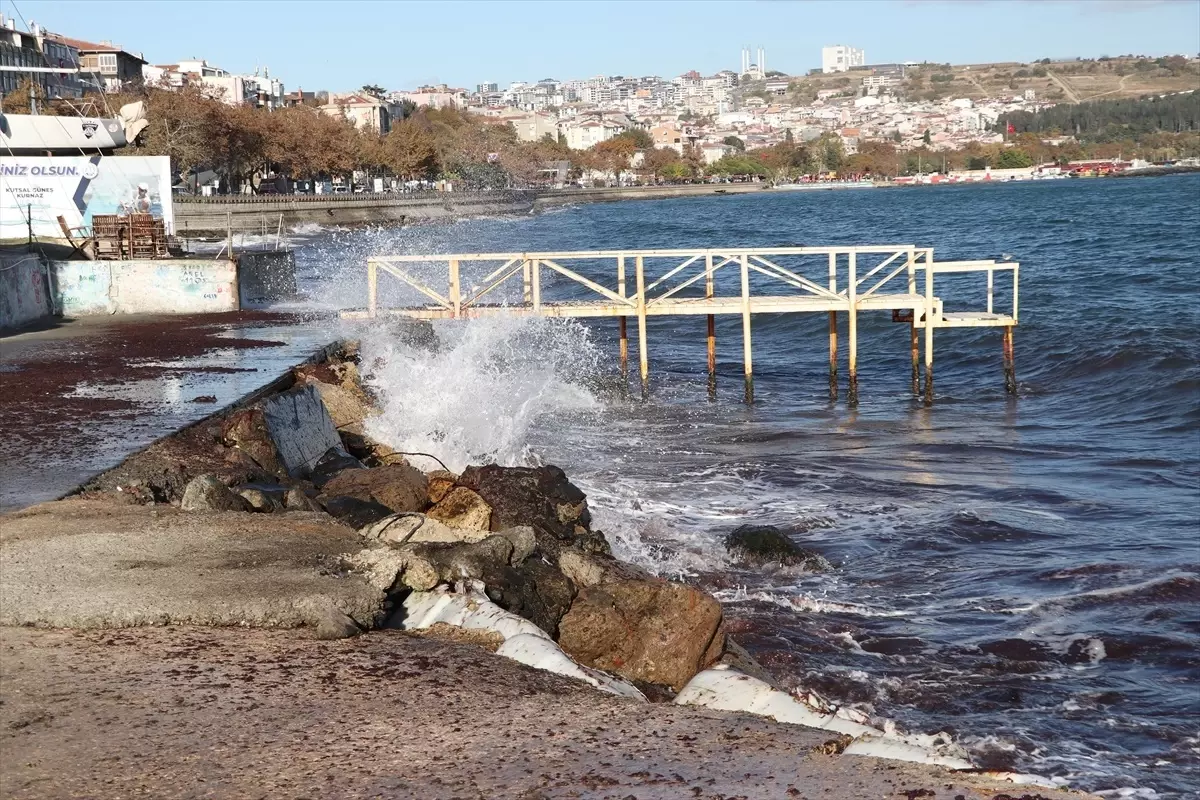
{"left": 400, "top": 537, "right": 576, "bottom": 636}
{"left": 457, "top": 465, "right": 609, "bottom": 557}
{"left": 339, "top": 423, "right": 399, "bottom": 467}
{"left": 360, "top": 513, "right": 491, "bottom": 546}
{"left": 221, "top": 408, "right": 287, "bottom": 477}
{"left": 318, "top": 464, "right": 429, "bottom": 515}
{"left": 724, "top": 524, "right": 830, "bottom": 571}
{"left": 261, "top": 384, "right": 344, "bottom": 479}
{"left": 320, "top": 496, "right": 396, "bottom": 529}
{"left": 180, "top": 475, "right": 253, "bottom": 513}
{"left": 557, "top": 557, "right": 725, "bottom": 691}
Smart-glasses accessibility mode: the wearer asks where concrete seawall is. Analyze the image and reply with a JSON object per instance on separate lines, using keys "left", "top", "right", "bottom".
{"left": 534, "top": 183, "right": 766, "bottom": 208}
{"left": 174, "top": 184, "right": 768, "bottom": 233}
{"left": 174, "top": 191, "right": 536, "bottom": 234}
{"left": 0, "top": 253, "right": 54, "bottom": 332}
{"left": 53, "top": 258, "right": 238, "bottom": 316}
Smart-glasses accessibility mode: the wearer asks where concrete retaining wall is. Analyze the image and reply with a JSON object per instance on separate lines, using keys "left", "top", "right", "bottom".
{"left": 0, "top": 254, "right": 54, "bottom": 332}
{"left": 533, "top": 183, "right": 766, "bottom": 209}
{"left": 175, "top": 191, "right": 535, "bottom": 232}
{"left": 52, "top": 259, "right": 238, "bottom": 316}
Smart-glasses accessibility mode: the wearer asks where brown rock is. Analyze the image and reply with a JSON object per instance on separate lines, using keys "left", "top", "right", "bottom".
{"left": 339, "top": 424, "right": 398, "bottom": 467}
{"left": 221, "top": 408, "right": 285, "bottom": 476}
{"left": 557, "top": 576, "right": 725, "bottom": 691}
{"left": 426, "top": 470, "right": 458, "bottom": 504}
{"left": 306, "top": 379, "right": 373, "bottom": 429}
{"left": 180, "top": 475, "right": 254, "bottom": 513}
{"left": 457, "top": 464, "right": 609, "bottom": 558}
{"left": 318, "top": 464, "right": 429, "bottom": 514}
{"left": 426, "top": 487, "right": 491, "bottom": 531}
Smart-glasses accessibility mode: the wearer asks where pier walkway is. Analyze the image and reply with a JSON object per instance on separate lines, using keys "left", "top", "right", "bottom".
{"left": 341, "top": 245, "right": 1019, "bottom": 404}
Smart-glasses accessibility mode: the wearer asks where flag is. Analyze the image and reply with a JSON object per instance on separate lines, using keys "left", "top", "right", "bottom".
{"left": 1007, "top": 122, "right": 1016, "bottom": 135}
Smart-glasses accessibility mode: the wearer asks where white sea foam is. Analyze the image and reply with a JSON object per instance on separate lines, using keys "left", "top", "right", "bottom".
{"left": 712, "top": 587, "right": 912, "bottom": 618}
{"left": 359, "top": 316, "right": 602, "bottom": 473}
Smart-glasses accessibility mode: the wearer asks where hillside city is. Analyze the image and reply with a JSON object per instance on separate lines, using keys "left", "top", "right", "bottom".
{"left": 4, "top": 13, "right": 1199, "bottom": 189}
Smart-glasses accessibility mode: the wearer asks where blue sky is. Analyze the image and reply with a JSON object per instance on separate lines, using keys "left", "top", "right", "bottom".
{"left": 10, "top": 0, "right": 1200, "bottom": 92}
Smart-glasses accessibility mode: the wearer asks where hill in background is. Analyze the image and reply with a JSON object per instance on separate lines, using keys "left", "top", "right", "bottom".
{"left": 782, "top": 55, "right": 1198, "bottom": 104}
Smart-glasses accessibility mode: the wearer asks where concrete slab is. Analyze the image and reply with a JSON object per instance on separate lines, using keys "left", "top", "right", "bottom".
{"left": 262, "top": 383, "right": 343, "bottom": 478}
{"left": 0, "top": 313, "right": 334, "bottom": 512}
{"left": 0, "top": 626, "right": 1095, "bottom": 800}
{"left": 0, "top": 498, "right": 385, "bottom": 629}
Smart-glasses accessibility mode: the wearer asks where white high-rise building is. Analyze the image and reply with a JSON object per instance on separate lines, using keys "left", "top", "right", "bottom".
{"left": 821, "top": 45, "right": 865, "bottom": 74}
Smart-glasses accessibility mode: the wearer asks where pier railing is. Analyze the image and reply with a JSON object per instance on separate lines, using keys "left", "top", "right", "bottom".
{"left": 349, "top": 245, "right": 1019, "bottom": 404}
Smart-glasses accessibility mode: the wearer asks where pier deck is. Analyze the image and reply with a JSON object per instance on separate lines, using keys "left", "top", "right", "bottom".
{"left": 340, "top": 246, "right": 1019, "bottom": 403}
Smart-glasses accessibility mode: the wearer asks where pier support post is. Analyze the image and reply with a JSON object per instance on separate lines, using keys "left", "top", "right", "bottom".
{"left": 531, "top": 258, "right": 541, "bottom": 312}
{"left": 619, "top": 318, "right": 629, "bottom": 378}
{"left": 367, "top": 259, "right": 378, "bottom": 318}
{"left": 847, "top": 251, "right": 859, "bottom": 407}
{"left": 923, "top": 252, "right": 935, "bottom": 406}
{"left": 449, "top": 258, "right": 461, "bottom": 318}
{"left": 828, "top": 253, "right": 838, "bottom": 401}
{"left": 740, "top": 253, "right": 753, "bottom": 403}
{"left": 1003, "top": 326, "right": 1017, "bottom": 395}
{"left": 617, "top": 255, "right": 628, "bottom": 379}
{"left": 705, "top": 253, "right": 716, "bottom": 396}
{"left": 636, "top": 255, "right": 649, "bottom": 396}
{"left": 910, "top": 321, "right": 920, "bottom": 395}
{"left": 522, "top": 258, "right": 532, "bottom": 305}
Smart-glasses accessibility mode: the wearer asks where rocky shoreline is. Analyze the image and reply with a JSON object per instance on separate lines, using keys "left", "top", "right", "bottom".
{"left": 0, "top": 334, "right": 1094, "bottom": 799}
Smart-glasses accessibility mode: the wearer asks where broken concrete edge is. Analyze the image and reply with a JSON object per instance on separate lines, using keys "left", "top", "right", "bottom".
{"left": 671, "top": 666, "right": 1068, "bottom": 788}
{"left": 56, "top": 339, "right": 346, "bottom": 503}
{"left": 400, "top": 582, "right": 646, "bottom": 702}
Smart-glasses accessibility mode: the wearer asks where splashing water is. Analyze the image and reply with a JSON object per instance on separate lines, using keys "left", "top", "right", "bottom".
{"left": 359, "top": 316, "right": 603, "bottom": 472}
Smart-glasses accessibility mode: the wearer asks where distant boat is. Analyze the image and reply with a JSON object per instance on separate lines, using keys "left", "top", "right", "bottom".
{"left": 772, "top": 179, "right": 876, "bottom": 191}
{"left": 0, "top": 102, "right": 147, "bottom": 155}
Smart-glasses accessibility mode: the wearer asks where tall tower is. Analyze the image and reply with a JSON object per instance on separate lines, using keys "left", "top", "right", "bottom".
{"left": 758, "top": 47, "right": 766, "bottom": 76}
{"left": 741, "top": 47, "right": 749, "bottom": 76}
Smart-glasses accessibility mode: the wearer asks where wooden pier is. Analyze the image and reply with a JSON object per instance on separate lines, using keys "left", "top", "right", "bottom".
{"left": 341, "top": 245, "right": 1019, "bottom": 404}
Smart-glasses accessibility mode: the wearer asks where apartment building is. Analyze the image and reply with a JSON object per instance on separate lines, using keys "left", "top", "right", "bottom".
{"left": 822, "top": 45, "right": 865, "bottom": 74}
{"left": 0, "top": 16, "right": 86, "bottom": 99}
{"left": 320, "top": 93, "right": 392, "bottom": 133}
{"left": 47, "top": 33, "right": 145, "bottom": 92}
{"left": 143, "top": 59, "right": 285, "bottom": 109}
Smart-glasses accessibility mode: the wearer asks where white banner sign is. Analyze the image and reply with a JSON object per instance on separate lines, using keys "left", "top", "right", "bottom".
{"left": 0, "top": 155, "right": 174, "bottom": 242}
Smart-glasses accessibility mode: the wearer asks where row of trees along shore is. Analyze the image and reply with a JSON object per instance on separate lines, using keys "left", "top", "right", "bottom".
{"left": 5, "top": 81, "right": 1199, "bottom": 190}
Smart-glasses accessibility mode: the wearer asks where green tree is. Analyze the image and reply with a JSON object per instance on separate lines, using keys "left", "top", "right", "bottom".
{"left": 723, "top": 135, "right": 745, "bottom": 151}
{"left": 994, "top": 148, "right": 1034, "bottom": 168}
{"left": 922, "top": 129, "right": 932, "bottom": 145}
{"left": 661, "top": 161, "right": 691, "bottom": 181}
{"left": 613, "top": 128, "right": 654, "bottom": 149}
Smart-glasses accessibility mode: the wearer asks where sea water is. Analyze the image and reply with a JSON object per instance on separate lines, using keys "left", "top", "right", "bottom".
{"left": 292, "top": 175, "right": 1200, "bottom": 798}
